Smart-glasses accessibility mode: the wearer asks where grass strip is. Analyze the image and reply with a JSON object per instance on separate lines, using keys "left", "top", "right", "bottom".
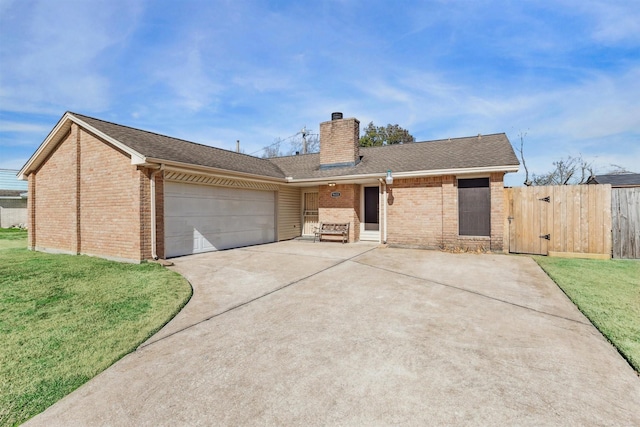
{"left": 0, "top": 233, "right": 192, "bottom": 426}
{"left": 0, "top": 229, "right": 27, "bottom": 249}
{"left": 534, "top": 256, "right": 640, "bottom": 372}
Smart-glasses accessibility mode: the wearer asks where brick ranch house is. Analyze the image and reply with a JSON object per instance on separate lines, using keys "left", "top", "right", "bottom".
{"left": 18, "top": 112, "right": 519, "bottom": 262}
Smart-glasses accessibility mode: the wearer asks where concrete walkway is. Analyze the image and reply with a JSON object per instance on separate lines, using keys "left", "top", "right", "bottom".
{"left": 25, "top": 241, "right": 640, "bottom": 426}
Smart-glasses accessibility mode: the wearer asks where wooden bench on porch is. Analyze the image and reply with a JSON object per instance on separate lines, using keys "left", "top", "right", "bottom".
{"left": 314, "top": 223, "right": 350, "bottom": 243}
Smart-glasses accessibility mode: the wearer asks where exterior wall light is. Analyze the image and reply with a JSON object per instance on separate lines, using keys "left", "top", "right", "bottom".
{"left": 385, "top": 170, "right": 393, "bottom": 185}
{"left": 328, "top": 182, "right": 336, "bottom": 187}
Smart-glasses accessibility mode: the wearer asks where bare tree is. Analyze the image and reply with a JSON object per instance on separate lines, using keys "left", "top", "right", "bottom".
{"left": 261, "top": 138, "right": 283, "bottom": 158}
{"left": 260, "top": 130, "right": 320, "bottom": 158}
{"left": 532, "top": 155, "right": 593, "bottom": 185}
{"left": 288, "top": 133, "right": 319, "bottom": 155}
{"left": 515, "top": 130, "right": 532, "bottom": 186}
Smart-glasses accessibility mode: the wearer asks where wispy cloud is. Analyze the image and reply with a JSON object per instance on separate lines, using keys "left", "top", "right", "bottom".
{"left": 571, "top": 0, "right": 640, "bottom": 44}
{"left": 0, "top": 121, "right": 50, "bottom": 134}
{"left": 1, "top": 0, "right": 638, "bottom": 178}
{"left": 0, "top": 0, "right": 142, "bottom": 114}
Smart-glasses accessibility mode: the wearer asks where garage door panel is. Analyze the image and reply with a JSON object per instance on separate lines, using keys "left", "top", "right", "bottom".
{"left": 166, "top": 197, "right": 274, "bottom": 216}
{"left": 165, "top": 182, "right": 275, "bottom": 258}
{"left": 165, "top": 213, "right": 274, "bottom": 235}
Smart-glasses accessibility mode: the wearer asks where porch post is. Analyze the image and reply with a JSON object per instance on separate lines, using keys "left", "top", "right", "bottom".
{"left": 383, "top": 180, "right": 388, "bottom": 243}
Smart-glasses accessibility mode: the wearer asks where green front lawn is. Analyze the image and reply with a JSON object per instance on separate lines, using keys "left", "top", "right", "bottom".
{"left": 0, "top": 230, "right": 192, "bottom": 427}
{"left": 535, "top": 256, "right": 640, "bottom": 372}
{"left": 0, "top": 228, "right": 27, "bottom": 249}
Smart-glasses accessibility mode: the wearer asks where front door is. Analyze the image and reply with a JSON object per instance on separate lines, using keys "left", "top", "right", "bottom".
{"left": 364, "top": 186, "right": 379, "bottom": 231}
{"left": 302, "top": 191, "right": 319, "bottom": 236}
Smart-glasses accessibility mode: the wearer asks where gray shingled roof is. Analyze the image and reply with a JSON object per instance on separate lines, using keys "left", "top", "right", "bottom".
{"left": 69, "top": 113, "right": 518, "bottom": 181}
{"left": 587, "top": 173, "right": 640, "bottom": 187}
{"left": 70, "top": 113, "right": 286, "bottom": 179}
{"left": 269, "top": 134, "right": 519, "bottom": 179}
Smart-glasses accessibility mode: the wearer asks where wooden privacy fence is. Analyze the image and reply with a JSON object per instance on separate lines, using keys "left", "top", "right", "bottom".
{"left": 612, "top": 188, "right": 640, "bottom": 259}
{"left": 505, "top": 185, "right": 612, "bottom": 258}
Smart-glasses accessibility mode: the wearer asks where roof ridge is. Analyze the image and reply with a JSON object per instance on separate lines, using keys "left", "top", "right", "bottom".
{"left": 268, "top": 152, "right": 319, "bottom": 160}
{"left": 428, "top": 132, "right": 506, "bottom": 142}
{"left": 359, "top": 132, "right": 507, "bottom": 151}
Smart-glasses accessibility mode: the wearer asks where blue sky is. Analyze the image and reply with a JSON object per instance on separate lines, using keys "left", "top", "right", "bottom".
{"left": 1, "top": 0, "right": 638, "bottom": 186}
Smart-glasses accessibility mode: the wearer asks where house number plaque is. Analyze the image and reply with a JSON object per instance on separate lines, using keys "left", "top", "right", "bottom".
{"left": 331, "top": 192, "right": 341, "bottom": 198}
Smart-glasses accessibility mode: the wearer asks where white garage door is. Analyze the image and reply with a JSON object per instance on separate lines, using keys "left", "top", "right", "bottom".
{"left": 165, "top": 182, "right": 275, "bottom": 258}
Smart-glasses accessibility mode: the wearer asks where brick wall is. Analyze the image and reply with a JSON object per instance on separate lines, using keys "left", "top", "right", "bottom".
{"left": 386, "top": 175, "right": 506, "bottom": 251}
{"left": 33, "top": 125, "right": 78, "bottom": 253}
{"left": 139, "top": 168, "right": 151, "bottom": 259}
{"left": 319, "top": 117, "right": 360, "bottom": 167}
{"left": 28, "top": 123, "right": 149, "bottom": 262}
{"left": 28, "top": 174, "right": 35, "bottom": 248}
{"left": 489, "top": 172, "right": 505, "bottom": 251}
{"left": 441, "top": 175, "right": 458, "bottom": 248}
{"left": 78, "top": 128, "right": 144, "bottom": 261}
{"left": 387, "top": 177, "right": 445, "bottom": 248}
{"left": 154, "top": 172, "right": 165, "bottom": 259}
{"left": 318, "top": 183, "right": 360, "bottom": 242}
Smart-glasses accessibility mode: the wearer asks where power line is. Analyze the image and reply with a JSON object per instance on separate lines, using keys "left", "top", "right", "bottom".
{"left": 248, "top": 131, "right": 318, "bottom": 156}
{"left": 248, "top": 132, "right": 297, "bottom": 156}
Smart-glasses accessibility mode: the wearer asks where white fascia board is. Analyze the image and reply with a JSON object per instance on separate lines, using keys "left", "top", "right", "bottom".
{"left": 285, "top": 164, "right": 519, "bottom": 185}
{"left": 130, "top": 153, "right": 148, "bottom": 165}
{"left": 285, "top": 172, "right": 385, "bottom": 184}
{"left": 394, "top": 165, "right": 520, "bottom": 178}
{"left": 153, "top": 159, "right": 288, "bottom": 184}
{"left": 18, "top": 112, "right": 148, "bottom": 180}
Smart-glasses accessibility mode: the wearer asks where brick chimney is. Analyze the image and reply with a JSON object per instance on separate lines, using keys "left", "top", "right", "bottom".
{"left": 319, "top": 113, "right": 360, "bottom": 168}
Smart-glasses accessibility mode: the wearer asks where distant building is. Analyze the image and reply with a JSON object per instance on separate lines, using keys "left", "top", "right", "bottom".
{"left": 587, "top": 173, "right": 640, "bottom": 188}
{"left": 0, "top": 169, "right": 28, "bottom": 228}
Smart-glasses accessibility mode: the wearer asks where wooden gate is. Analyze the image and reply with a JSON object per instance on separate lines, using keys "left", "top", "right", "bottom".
{"left": 505, "top": 185, "right": 612, "bottom": 257}
{"left": 506, "top": 186, "right": 550, "bottom": 255}
{"left": 612, "top": 188, "right": 640, "bottom": 259}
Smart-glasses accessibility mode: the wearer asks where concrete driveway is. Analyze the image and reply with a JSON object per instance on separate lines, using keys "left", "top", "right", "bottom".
{"left": 26, "top": 241, "right": 640, "bottom": 426}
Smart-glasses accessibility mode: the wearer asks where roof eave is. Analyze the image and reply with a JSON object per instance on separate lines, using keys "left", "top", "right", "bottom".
{"left": 143, "top": 157, "right": 288, "bottom": 184}
{"left": 286, "top": 164, "right": 520, "bottom": 184}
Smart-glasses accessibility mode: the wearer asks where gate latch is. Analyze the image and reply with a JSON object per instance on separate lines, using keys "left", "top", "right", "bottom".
{"left": 538, "top": 196, "right": 550, "bottom": 203}
{"left": 539, "top": 234, "right": 550, "bottom": 240}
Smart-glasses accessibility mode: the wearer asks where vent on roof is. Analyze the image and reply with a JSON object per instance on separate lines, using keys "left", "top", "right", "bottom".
{"left": 331, "top": 112, "right": 343, "bottom": 120}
